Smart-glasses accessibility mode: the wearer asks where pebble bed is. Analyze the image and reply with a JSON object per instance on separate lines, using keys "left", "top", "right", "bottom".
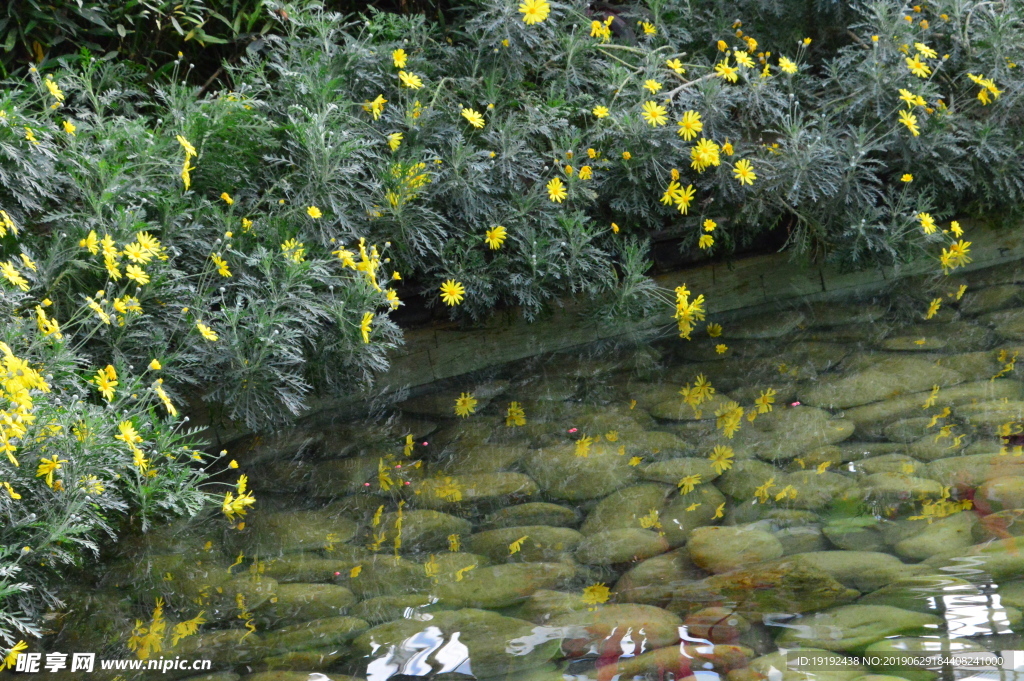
{"left": 45, "top": 262, "right": 1024, "bottom": 681}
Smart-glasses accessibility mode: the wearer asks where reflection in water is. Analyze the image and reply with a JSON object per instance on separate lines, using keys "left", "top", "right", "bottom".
{"left": 367, "top": 627, "right": 472, "bottom": 680}
{"left": 47, "top": 262, "right": 1024, "bottom": 680}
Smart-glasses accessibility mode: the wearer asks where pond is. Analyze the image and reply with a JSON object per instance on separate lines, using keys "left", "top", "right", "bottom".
{"left": 41, "top": 263, "right": 1024, "bottom": 681}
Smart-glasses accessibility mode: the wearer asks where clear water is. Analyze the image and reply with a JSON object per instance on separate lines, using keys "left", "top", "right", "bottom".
{"left": 40, "top": 263, "right": 1024, "bottom": 681}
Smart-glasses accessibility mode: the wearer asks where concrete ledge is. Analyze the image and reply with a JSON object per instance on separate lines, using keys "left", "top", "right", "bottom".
{"left": 207, "top": 219, "right": 1024, "bottom": 444}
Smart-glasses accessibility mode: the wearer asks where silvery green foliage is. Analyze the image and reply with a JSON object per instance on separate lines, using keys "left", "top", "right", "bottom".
{"left": 0, "top": 0, "right": 1023, "bottom": 431}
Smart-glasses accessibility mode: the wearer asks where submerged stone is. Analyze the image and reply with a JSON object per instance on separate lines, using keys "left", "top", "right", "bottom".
{"left": 614, "top": 548, "right": 704, "bottom": 606}
{"left": 481, "top": 502, "right": 579, "bottom": 529}
{"left": 261, "top": 616, "right": 368, "bottom": 655}
{"left": 784, "top": 470, "right": 856, "bottom": 510}
{"left": 548, "top": 603, "right": 682, "bottom": 649}
{"left": 669, "top": 558, "right": 858, "bottom": 615}
{"left": 466, "top": 525, "right": 583, "bottom": 563}
{"left": 379, "top": 509, "right": 472, "bottom": 553}
{"left": 717, "top": 460, "right": 779, "bottom": 500}
{"left": 793, "top": 551, "right": 927, "bottom": 592}
{"left": 799, "top": 357, "right": 962, "bottom": 410}
{"left": 733, "top": 406, "right": 855, "bottom": 462}
{"left": 502, "top": 589, "right": 592, "bottom": 624}
{"left": 893, "top": 512, "right": 976, "bottom": 561}
{"left": 522, "top": 441, "right": 636, "bottom": 501}
{"left": 255, "top": 583, "right": 356, "bottom": 626}
{"left": 774, "top": 605, "right": 943, "bottom": 651}
{"left": 434, "top": 562, "right": 576, "bottom": 609}
{"left": 351, "top": 608, "right": 560, "bottom": 679}
{"left": 251, "top": 510, "right": 359, "bottom": 555}
{"left": 398, "top": 381, "right": 507, "bottom": 417}
{"left": 439, "top": 443, "right": 530, "bottom": 473}
{"left": 350, "top": 594, "right": 447, "bottom": 625}
{"left": 687, "top": 525, "right": 783, "bottom": 573}
{"left": 262, "top": 553, "right": 367, "bottom": 584}
{"left": 660, "top": 484, "right": 728, "bottom": 545}
{"left": 863, "top": 637, "right": 991, "bottom": 681}
{"left": 725, "top": 310, "right": 806, "bottom": 339}
{"left": 574, "top": 528, "right": 669, "bottom": 565}
{"left": 411, "top": 472, "right": 539, "bottom": 511}
{"left": 640, "top": 458, "right": 721, "bottom": 485}
{"left": 749, "top": 648, "right": 866, "bottom": 681}
{"left": 858, "top": 574, "right": 979, "bottom": 613}
{"left": 579, "top": 483, "right": 672, "bottom": 535}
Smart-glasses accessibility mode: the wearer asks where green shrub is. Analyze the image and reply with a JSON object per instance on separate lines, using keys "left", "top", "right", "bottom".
{"left": 0, "top": 289, "right": 216, "bottom": 645}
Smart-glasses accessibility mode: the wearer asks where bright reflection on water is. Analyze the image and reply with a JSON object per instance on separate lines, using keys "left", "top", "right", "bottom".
{"left": 48, "top": 262, "right": 1024, "bottom": 681}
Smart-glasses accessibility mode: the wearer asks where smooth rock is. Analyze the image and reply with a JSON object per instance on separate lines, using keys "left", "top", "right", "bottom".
{"left": 844, "top": 380, "right": 1024, "bottom": 437}
{"left": 799, "top": 357, "right": 962, "bottom": 410}
{"left": 640, "top": 458, "right": 721, "bottom": 485}
{"left": 580, "top": 484, "right": 672, "bottom": 536}
{"left": 926, "top": 452, "right": 1024, "bottom": 487}
{"left": 687, "top": 526, "right": 783, "bottom": 573}
{"left": 251, "top": 510, "right": 358, "bottom": 555}
{"left": 614, "top": 548, "right": 705, "bottom": 606}
{"left": 170, "top": 628, "right": 262, "bottom": 666}
{"left": 961, "top": 284, "right": 1024, "bottom": 315}
{"left": 879, "top": 336, "right": 945, "bottom": 351}
{"left": 863, "top": 637, "right": 990, "bottom": 680}
{"left": 262, "top": 553, "right": 366, "bottom": 584}
{"left": 650, "top": 393, "right": 741, "bottom": 422}
{"left": 439, "top": 443, "right": 530, "bottom": 473}
{"left": 256, "top": 584, "right": 356, "bottom": 626}
{"left": 523, "top": 441, "right": 636, "bottom": 501}
{"left": 859, "top": 574, "right": 979, "bottom": 613}
{"left": 398, "top": 382, "right": 506, "bottom": 417}
{"left": 784, "top": 471, "right": 856, "bottom": 510}
{"left": 793, "top": 551, "right": 926, "bottom": 592}
{"left": 261, "top": 616, "right": 368, "bottom": 655}
{"left": 982, "top": 307, "right": 1024, "bottom": 341}
{"left": 854, "top": 454, "right": 921, "bottom": 476}
{"left": 308, "top": 457, "right": 398, "bottom": 497}
{"left": 503, "top": 589, "right": 592, "bottom": 624}
{"left": 574, "top": 528, "right": 670, "bottom": 565}
{"left": 380, "top": 509, "right": 472, "bottom": 553}
{"left": 749, "top": 648, "right": 866, "bottom": 681}
{"left": 822, "top": 519, "right": 885, "bottom": 552}
{"left": 725, "top": 310, "right": 805, "bottom": 339}
{"left": 660, "top": 485, "right": 728, "bottom": 546}
{"left": 466, "top": 526, "right": 583, "bottom": 563}
{"left": 976, "top": 476, "right": 1024, "bottom": 513}
{"left": 670, "top": 558, "right": 858, "bottom": 615}
{"left": 861, "top": 473, "right": 944, "bottom": 502}
{"left": 341, "top": 555, "right": 430, "bottom": 599}
{"left": 883, "top": 418, "right": 934, "bottom": 443}
{"left": 684, "top": 606, "right": 750, "bottom": 644}
{"left": 352, "top": 608, "right": 560, "bottom": 678}
{"left": 434, "top": 562, "right": 576, "bottom": 608}
{"left": 411, "top": 472, "right": 539, "bottom": 511}
{"left": 549, "top": 604, "right": 682, "bottom": 649}
{"left": 894, "top": 512, "right": 976, "bottom": 561}
{"left": 597, "top": 644, "right": 753, "bottom": 679}
{"left": 776, "top": 525, "right": 830, "bottom": 554}
{"left": 717, "top": 460, "right": 779, "bottom": 500}
{"left": 350, "top": 594, "right": 447, "bottom": 625}
{"left": 734, "top": 407, "right": 855, "bottom": 462}
{"left": 775, "top": 605, "right": 943, "bottom": 651}
{"left": 481, "top": 503, "right": 579, "bottom": 529}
